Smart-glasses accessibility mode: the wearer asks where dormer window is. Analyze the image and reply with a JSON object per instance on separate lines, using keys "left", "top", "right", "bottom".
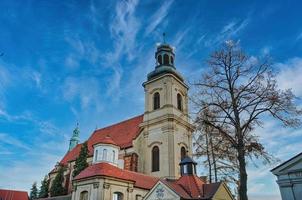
{"left": 153, "top": 92, "right": 160, "bottom": 110}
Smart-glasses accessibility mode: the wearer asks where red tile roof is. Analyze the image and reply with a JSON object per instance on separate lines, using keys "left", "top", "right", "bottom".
{"left": 74, "top": 162, "right": 158, "bottom": 190}
{"left": 59, "top": 115, "right": 143, "bottom": 166}
{"left": 94, "top": 135, "right": 117, "bottom": 146}
{"left": 161, "top": 175, "right": 221, "bottom": 199}
{"left": 0, "top": 189, "right": 29, "bottom": 200}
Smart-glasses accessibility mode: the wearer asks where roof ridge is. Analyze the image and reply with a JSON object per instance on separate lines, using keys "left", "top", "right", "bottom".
{"left": 192, "top": 175, "right": 203, "bottom": 197}
{"left": 177, "top": 176, "right": 194, "bottom": 198}
{"left": 93, "top": 114, "right": 143, "bottom": 132}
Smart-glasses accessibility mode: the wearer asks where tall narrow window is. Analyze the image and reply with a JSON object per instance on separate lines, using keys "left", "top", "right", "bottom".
{"left": 80, "top": 191, "right": 88, "bottom": 200}
{"left": 153, "top": 92, "right": 160, "bottom": 110}
{"left": 152, "top": 146, "right": 160, "bottom": 172}
{"left": 113, "top": 192, "right": 123, "bottom": 200}
{"left": 171, "top": 56, "right": 174, "bottom": 64}
{"left": 157, "top": 55, "right": 162, "bottom": 65}
{"left": 181, "top": 147, "right": 186, "bottom": 160}
{"left": 177, "top": 93, "right": 183, "bottom": 111}
{"left": 103, "top": 149, "right": 107, "bottom": 161}
{"left": 112, "top": 150, "right": 115, "bottom": 162}
{"left": 163, "top": 54, "right": 169, "bottom": 65}
{"left": 95, "top": 149, "right": 98, "bottom": 161}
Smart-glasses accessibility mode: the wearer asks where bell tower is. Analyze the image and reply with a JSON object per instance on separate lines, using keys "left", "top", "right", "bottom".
{"left": 140, "top": 43, "right": 194, "bottom": 179}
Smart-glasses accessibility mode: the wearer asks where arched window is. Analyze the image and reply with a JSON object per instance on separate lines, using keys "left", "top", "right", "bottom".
{"left": 95, "top": 149, "right": 98, "bottom": 161}
{"left": 103, "top": 149, "right": 107, "bottom": 160}
{"left": 153, "top": 92, "right": 160, "bottom": 110}
{"left": 163, "top": 54, "right": 169, "bottom": 65}
{"left": 113, "top": 192, "right": 123, "bottom": 200}
{"left": 152, "top": 146, "right": 160, "bottom": 172}
{"left": 80, "top": 191, "right": 88, "bottom": 200}
{"left": 171, "top": 56, "right": 174, "bottom": 64}
{"left": 181, "top": 147, "right": 186, "bottom": 160}
{"left": 157, "top": 55, "right": 162, "bottom": 65}
{"left": 112, "top": 150, "right": 115, "bottom": 162}
{"left": 177, "top": 93, "right": 183, "bottom": 111}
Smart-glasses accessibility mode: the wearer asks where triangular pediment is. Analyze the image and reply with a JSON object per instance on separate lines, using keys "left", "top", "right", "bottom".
{"left": 271, "top": 153, "right": 302, "bottom": 175}
{"left": 144, "top": 181, "right": 180, "bottom": 200}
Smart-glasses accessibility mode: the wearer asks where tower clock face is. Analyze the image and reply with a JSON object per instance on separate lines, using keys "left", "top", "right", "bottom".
{"left": 155, "top": 185, "right": 165, "bottom": 199}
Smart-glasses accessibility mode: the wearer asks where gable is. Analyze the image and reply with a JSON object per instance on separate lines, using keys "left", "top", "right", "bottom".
{"left": 144, "top": 181, "right": 180, "bottom": 200}
{"left": 271, "top": 152, "right": 302, "bottom": 175}
{"left": 212, "top": 183, "right": 234, "bottom": 200}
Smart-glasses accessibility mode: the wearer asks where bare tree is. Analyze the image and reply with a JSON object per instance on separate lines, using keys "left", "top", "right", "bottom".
{"left": 192, "top": 41, "right": 301, "bottom": 200}
{"left": 194, "top": 108, "right": 238, "bottom": 188}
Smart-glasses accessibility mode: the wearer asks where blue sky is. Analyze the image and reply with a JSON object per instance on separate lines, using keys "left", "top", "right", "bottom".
{"left": 0, "top": 0, "right": 302, "bottom": 199}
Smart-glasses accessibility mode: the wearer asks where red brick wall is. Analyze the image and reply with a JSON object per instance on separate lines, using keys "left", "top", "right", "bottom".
{"left": 124, "top": 153, "right": 138, "bottom": 172}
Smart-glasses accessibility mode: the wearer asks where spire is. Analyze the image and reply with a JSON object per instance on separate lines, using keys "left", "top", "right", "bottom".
{"left": 68, "top": 123, "right": 80, "bottom": 151}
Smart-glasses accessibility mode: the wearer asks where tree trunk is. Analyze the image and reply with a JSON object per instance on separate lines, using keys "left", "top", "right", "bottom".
{"left": 209, "top": 135, "right": 218, "bottom": 182}
{"left": 238, "top": 143, "right": 248, "bottom": 200}
{"left": 205, "top": 132, "right": 212, "bottom": 183}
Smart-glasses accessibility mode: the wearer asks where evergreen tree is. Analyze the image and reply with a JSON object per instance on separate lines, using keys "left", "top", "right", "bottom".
{"left": 72, "top": 141, "right": 89, "bottom": 177}
{"left": 38, "top": 176, "right": 49, "bottom": 198}
{"left": 29, "top": 182, "right": 38, "bottom": 200}
{"left": 50, "top": 165, "right": 66, "bottom": 197}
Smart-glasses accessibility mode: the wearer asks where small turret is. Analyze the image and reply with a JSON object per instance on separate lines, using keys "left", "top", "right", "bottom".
{"left": 147, "top": 43, "right": 184, "bottom": 82}
{"left": 179, "top": 156, "right": 197, "bottom": 176}
{"left": 68, "top": 123, "right": 80, "bottom": 151}
{"left": 92, "top": 135, "right": 119, "bottom": 166}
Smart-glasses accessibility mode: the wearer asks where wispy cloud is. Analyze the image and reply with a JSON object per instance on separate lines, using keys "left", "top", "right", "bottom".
{"left": 205, "top": 18, "right": 250, "bottom": 47}
{"left": 276, "top": 57, "right": 302, "bottom": 96}
{"left": 296, "top": 32, "right": 302, "bottom": 41}
{"left": 103, "top": 0, "right": 140, "bottom": 97}
{"left": 65, "top": 36, "right": 102, "bottom": 67}
{"left": 144, "top": 0, "right": 174, "bottom": 36}
{"left": 62, "top": 76, "right": 103, "bottom": 111}
{"left": 107, "top": 0, "right": 140, "bottom": 63}
{"left": 0, "top": 133, "right": 30, "bottom": 150}
{"left": 0, "top": 152, "right": 62, "bottom": 191}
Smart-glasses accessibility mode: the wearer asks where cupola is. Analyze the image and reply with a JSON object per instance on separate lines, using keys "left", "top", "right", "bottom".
{"left": 147, "top": 43, "right": 184, "bottom": 82}
{"left": 179, "top": 156, "right": 197, "bottom": 176}
{"left": 92, "top": 135, "right": 119, "bottom": 166}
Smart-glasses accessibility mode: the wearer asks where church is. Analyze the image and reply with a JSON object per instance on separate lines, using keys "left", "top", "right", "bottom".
{"left": 47, "top": 43, "right": 234, "bottom": 200}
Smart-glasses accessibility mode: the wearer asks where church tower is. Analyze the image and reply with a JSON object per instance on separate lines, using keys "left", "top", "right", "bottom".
{"left": 140, "top": 43, "right": 194, "bottom": 179}
{"left": 68, "top": 124, "right": 80, "bottom": 151}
